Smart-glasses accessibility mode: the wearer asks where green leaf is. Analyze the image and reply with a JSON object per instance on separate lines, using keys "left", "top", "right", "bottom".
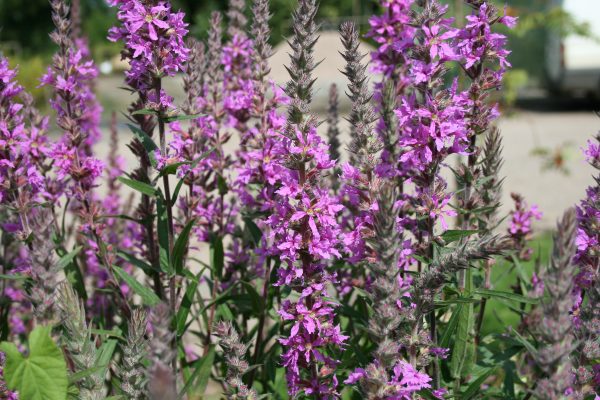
{"left": 158, "top": 161, "right": 188, "bottom": 177}
{"left": 450, "top": 300, "right": 475, "bottom": 379}
{"left": 177, "top": 346, "right": 215, "bottom": 399}
{"left": 271, "top": 367, "right": 288, "bottom": 399}
{"left": 244, "top": 217, "right": 263, "bottom": 246}
{"left": 0, "top": 326, "right": 68, "bottom": 400}
{"left": 241, "top": 281, "right": 263, "bottom": 315}
{"left": 441, "top": 229, "right": 479, "bottom": 244}
{"left": 131, "top": 108, "right": 157, "bottom": 116}
{"left": 416, "top": 390, "right": 440, "bottom": 400}
{"left": 113, "top": 266, "right": 160, "bottom": 306}
{"left": 95, "top": 337, "right": 119, "bottom": 379}
{"left": 68, "top": 364, "right": 108, "bottom": 384}
{"left": 440, "top": 304, "right": 463, "bottom": 349}
{"left": 176, "top": 273, "right": 199, "bottom": 337}
{"left": 474, "top": 288, "right": 539, "bottom": 305}
{"left": 118, "top": 177, "right": 157, "bottom": 197}
{"left": 157, "top": 192, "right": 172, "bottom": 274}
{"left": 170, "top": 150, "right": 214, "bottom": 203}
{"left": 172, "top": 219, "right": 195, "bottom": 276}
{"left": 210, "top": 236, "right": 224, "bottom": 280}
{"left": 56, "top": 246, "right": 87, "bottom": 301}
{"left": 117, "top": 251, "right": 155, "bottom": 276}
{"left": 126, "top": 123, "right": 158, "bottom": 167}
{"left": 217, "top": 175, "right": 228, "bottom": 196}
{"left": 462, "top": 367, "right": 497, "bottom": 400}
{"left": 0, "top": 274, "right": 28, "bottom": 281}
{"left": 164, "top": 113, "right": 204, "bottom": 123}
{"left": 509, "top": 327, "right": 537, "bottom": 355}
{"left": 56, "top": 246, "right": 83, "bottom": 270}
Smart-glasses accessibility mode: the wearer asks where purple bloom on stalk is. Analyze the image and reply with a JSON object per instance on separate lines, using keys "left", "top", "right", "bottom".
{"left": 508, "top": 195, "right": 542, "bottom": 237}
{"left": 455, "top": 3, "right": 515, "bottom": 70}
{"left": 345, "top": 361, "right": 432, "bottom": 399}
{"left": 395, "top": 86, "right": 470, "bottom": 174}
{"left": 108, "top": 0, "right": 189, "bottom": 96}
{"left": 366, "top": 0, "right": 415, "bottom": 77}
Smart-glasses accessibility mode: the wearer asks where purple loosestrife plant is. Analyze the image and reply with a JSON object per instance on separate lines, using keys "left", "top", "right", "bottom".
{"left": 269, "top": 0, "right": 347, "bottom": 397}
{"left": 108, "top": 0, "right": 190, "bottom": 372}
{"left": 528, "top": 209, "right": 578, "bottom": 400}
{"left": 0, "top": 0, "right": 595, "bottom": 399}
{"left": 572, "top": 134, "right": 600, "bottom": 397}
{"left": 0, "top": 57, "right": 58, "bottom": 340}
{"left": 44, "top": 0, "right": 134, "bottom": 329}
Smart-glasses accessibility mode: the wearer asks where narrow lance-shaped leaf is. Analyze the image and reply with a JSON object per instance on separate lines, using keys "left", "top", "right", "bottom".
{"left": 113, "top": 266, "right": 160, "bottom": 306}
{"left": 172, "top": 219, "right": 196, "bottom": 276}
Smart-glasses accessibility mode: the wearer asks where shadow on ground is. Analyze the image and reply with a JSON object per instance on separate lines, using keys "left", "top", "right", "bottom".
{"left": 516, "top": 93, "right": 600, "bottom": 112}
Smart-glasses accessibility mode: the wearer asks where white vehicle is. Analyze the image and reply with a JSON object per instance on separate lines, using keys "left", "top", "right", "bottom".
{"left": 546, "top": 0, "right": 600, "bottom": 96}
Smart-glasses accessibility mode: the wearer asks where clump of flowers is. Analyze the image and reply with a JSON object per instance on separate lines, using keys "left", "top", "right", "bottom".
{"left": 508, "top": 192, "right": 542, "bottom": 260}
{"left": 1, "top": 0, "right": 598, "bottom": 399}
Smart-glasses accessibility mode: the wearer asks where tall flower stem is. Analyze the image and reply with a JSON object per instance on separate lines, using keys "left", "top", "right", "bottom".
{"left": 153, "top": 76, "right": 178, "bottom": 378}
{"left": 248, "top": 258, "right": 272, "bottom": 387}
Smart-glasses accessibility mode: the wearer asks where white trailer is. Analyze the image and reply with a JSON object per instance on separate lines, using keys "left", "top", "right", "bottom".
{"left": 546, "top": 0, "right": 600, "bottom": 96}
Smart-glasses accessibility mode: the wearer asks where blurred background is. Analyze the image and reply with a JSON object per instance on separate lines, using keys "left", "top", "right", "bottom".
{"left": 0, "top": 0, "right": 598, "bottom": 233}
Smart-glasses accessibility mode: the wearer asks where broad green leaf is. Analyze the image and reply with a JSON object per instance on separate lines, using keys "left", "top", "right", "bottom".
{"left": 0, "top": 326, "right": 68, "bottom": 400}
{"left": 113, "top": 266, "right": 160, "bottom": 306}
{"left": 271, "top": 367, "right": 288, "bottom": 400}
{"left": 474, "top": 288, "right": 539, "bottom": 305}
{"left": 118, "top": 177, "right": 157, "bottom": 197}
{"left": 217, "top": 303, "right": 235, "bottom": 321}
{"left": 177, "top": 346, "right": 215, "bottom": 399}
{"left": 172, "top": 219, "right": 195, "bottom": 276}
{"left": 441, "top": 229, "right": 479, "bottom": 244}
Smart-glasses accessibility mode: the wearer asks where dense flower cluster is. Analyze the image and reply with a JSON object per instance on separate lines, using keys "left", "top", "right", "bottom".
{"left": 108, "top": 0, "right": 189, "bottom": 106}
{"left": 366, "top": 0, "right": 415, "bottom": 79}
{"left": 270, "top": 96, "right": 347, "bottom": 399}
